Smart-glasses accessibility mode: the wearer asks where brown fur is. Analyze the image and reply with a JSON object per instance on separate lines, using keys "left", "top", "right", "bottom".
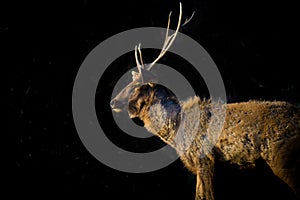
{"left": 128, "top": 83, "right": 300, "bottom": 200}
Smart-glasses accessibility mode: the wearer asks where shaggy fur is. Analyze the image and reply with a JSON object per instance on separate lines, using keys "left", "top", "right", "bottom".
{"left": 128, "top": 83, "right": 300, "bottom": 200}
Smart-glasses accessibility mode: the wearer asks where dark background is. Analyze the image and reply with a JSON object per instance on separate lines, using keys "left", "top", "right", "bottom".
{"left": 12, "top": 0, "right": 299, "bottom": 199}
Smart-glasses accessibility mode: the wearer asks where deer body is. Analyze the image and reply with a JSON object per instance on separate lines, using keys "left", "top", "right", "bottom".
{"left": 126, "top": 83, "right": 300, "bottom": 200}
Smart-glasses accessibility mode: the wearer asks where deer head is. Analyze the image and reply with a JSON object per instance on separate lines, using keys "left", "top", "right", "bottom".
{"left": 110, "top": 3, "right": 191, "bottom": 113}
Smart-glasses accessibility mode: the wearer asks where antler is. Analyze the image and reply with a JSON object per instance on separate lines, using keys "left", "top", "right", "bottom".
{"left": 146, "top": 2, "right": 182, "bottom": 71}
{"left": 133, "top": 3, "right": 193, "bottom": 78}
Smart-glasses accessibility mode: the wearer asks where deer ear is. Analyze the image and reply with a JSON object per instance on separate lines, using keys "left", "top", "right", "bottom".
{"left": 132, "top": 71, "right": 139, "bottom": 81}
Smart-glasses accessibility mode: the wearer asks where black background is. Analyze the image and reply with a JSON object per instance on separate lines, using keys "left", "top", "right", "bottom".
{"left": 12, "top": 0, "right": 299, "bottom": 199}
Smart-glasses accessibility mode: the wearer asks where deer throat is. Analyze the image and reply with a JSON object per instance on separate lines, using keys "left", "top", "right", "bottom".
{"left": 143, "top": 102, "right": 181, "bottom": 145}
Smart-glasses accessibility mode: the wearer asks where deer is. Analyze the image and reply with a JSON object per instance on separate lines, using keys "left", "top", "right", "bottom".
{"left": 110, "top": 3, "right": 300, "bottom": 200}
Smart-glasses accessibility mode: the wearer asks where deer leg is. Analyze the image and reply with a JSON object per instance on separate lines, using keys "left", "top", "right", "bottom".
{"left": 195, "top": 157, "right": 215, "bottom": 200}
{"left": 267, "top": 136, "right": 300, "bottom": 198}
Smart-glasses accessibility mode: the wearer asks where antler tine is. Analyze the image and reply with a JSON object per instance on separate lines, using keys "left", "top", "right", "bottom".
{"left": 137, "top": 43, "right": 145, "bottom": 69}
{"left": 161, "top": 11, "right": 172, "bottom": 51}
{"left": 147, "top": 2, "right": 182, "bottom": 71}
{"left": 182, "top": 11, "right": 195, "bottom": 27}
{"left": 134, "top": 44, "right": 144, "bottom": 83}
{"left": 135, "top": 44, "right": 141, "bottom": 70}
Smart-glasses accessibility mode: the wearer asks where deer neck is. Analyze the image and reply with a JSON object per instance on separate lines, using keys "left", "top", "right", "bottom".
{"left": 143, "top": 100, "right": 181, "bottom": 147}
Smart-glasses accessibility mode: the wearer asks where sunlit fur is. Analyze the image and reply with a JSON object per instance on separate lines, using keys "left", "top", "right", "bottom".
{"left": 128, "top": 83, "right": 300, "bottom": 200}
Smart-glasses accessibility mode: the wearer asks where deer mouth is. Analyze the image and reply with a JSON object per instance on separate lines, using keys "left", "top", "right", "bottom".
{"left": 112, "top": 108, "right": 122, "bottom": 113}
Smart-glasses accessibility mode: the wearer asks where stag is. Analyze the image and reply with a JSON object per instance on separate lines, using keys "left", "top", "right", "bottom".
{"left": 110, "top": 3, "right": 300, "bottom": 200}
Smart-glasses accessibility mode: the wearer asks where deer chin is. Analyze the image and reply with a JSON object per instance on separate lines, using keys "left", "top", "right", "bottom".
{"left": 129, "top": 113, "right": 137, "bottom": 119}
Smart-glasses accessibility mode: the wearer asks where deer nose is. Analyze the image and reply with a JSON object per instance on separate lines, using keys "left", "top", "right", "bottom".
{"left": 110, "top": 99, "right": 123, "bottom": 112}
{"left": 110, "top": 99, "right": 117, "bottom": 108}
